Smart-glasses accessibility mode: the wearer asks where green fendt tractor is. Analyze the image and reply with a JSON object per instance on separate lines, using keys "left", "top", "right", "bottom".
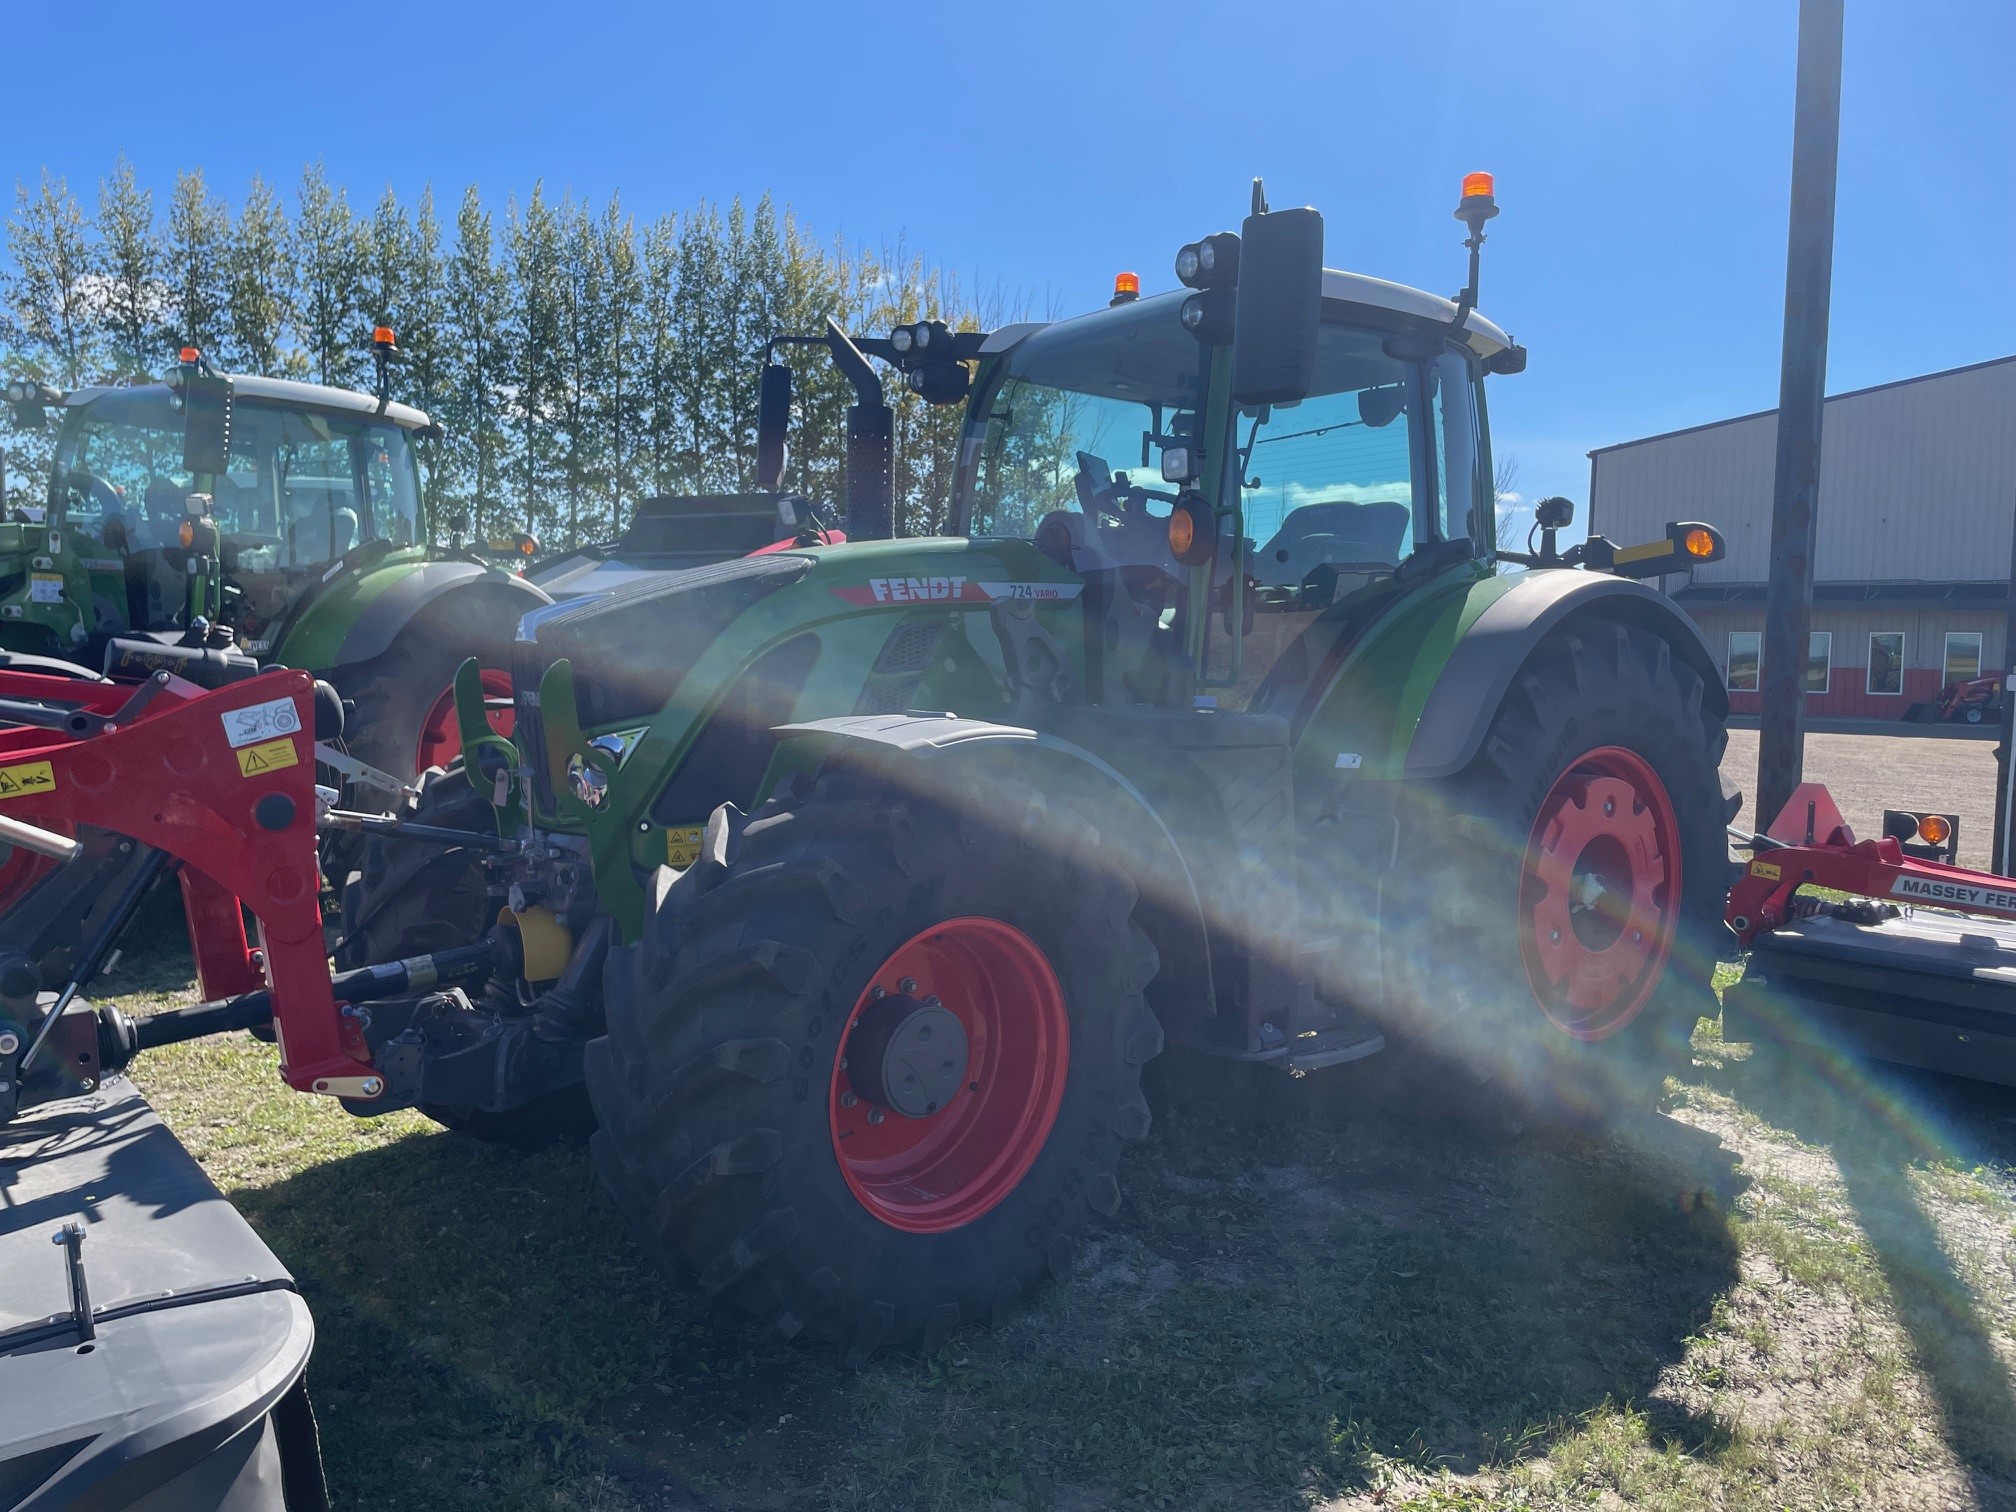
{"left": 331, "top": 176, "right": 1737, "bottom": 1359}
{"left": 0, "top": 335, "right": 545, "bottom": 782}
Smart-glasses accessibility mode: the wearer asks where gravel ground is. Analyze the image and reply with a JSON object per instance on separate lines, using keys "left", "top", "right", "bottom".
{"left": 1722, "top": 728, "right": 2002, "bottom": 869}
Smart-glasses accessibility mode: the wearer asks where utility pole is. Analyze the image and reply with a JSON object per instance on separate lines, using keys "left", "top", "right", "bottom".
{"left": 1757, "top": 0, "right": 1845, "bottom": 832}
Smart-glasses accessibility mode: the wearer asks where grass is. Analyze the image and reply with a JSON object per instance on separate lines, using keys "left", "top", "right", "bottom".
{"left": 85, "top": 938, "right": 2016, "bottom": 1511}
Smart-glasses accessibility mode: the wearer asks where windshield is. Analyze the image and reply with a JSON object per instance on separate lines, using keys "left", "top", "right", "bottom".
{"left": 961, "top": 295, "right": 1208, "bottom": 542}
{"left": 51, "top": 390, "right": 424, "bottom": 567}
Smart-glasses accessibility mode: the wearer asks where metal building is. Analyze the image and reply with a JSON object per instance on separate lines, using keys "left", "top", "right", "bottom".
{"left": 1588, "top": 354, "right": 2016, "bottom": 720}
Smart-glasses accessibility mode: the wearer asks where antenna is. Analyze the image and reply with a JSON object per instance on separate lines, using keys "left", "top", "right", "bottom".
{"left": 1250, "top": 178, "right": 1269, "bottom": 216}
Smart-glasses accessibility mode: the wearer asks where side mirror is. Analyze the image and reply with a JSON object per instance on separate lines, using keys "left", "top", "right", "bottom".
{"left": 756, "top": 362, "right": 791, "bottom": 491}
{"left": 1357, "top": 386, "right": 1405, "bottom": 429}
{"left": 1231, "top": 204, "right": 1324, "bottom": 408}
{"left": 181, "top": 370, "right": 233, "bottom": 476}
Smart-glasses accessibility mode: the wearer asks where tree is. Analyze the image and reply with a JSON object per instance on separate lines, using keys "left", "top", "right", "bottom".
{"left": 293, "top": 163, "right": 365, "bottom": 388}
{"left": 227, "top": 174, "right": 292, "bottom": 375}
{"left": 6, "top": 170, "right": 97, "bottom": 387}
{"left": 598, "top": 195, "right": 645, "bottom": 531}
{"left": 504, "top": 184, "right": 567, "bottom": 537}
{"left": 95, "top": 155, "right": 163, "bottom": 381}
{"left": 441, "top": 185, "right": 510, "bottom": 539}
{"left": 163, "top": 168, "right": 230, "bottom": 360}
{"left": 638, "top": 212, "right": 681, "bottom": 498}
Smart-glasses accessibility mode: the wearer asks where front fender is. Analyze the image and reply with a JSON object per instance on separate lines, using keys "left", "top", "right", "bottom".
{"left": 769, "top": 713, "right": 1217, "bottom": 1029}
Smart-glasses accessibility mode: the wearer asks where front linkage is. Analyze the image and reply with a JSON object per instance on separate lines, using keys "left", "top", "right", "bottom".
{"left": 0, "top": 665, "right": 553, "bottom": 1126}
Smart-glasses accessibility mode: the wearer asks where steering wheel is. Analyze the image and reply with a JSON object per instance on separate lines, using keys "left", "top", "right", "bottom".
{"left": 1074, "top": 451, "right": 1180, "bottom": 522}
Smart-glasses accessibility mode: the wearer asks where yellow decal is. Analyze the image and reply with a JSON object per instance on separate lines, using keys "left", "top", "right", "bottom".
{"left": 1748, "top": 860, "right": 1782, "bottom": 881}
{"left": 0, "top": 760, "right": 56, "bottom": 800}
{"left": 236, "top": 737, "right": 299, "bottom": 778}
{"left": 1612, "top": 539, "right": 1673, "bottom": 565}
{"left": 665, "top": 825, "right": 706, "bottom": 869}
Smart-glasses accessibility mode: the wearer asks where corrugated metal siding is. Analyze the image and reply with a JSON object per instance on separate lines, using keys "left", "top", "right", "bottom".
{"left": 1590, "top": 357, "right": 2016, "bottom": 587}
{"left": 1689, "top": 604, "right": 2004, "bottom": 719}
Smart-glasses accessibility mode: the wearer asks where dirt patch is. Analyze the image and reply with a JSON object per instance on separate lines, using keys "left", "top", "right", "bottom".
{"left": 1721, "top": 728, "right": 2000, "bottom": 868}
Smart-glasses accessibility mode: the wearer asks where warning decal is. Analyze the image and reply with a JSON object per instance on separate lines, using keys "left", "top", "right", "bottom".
{"left": 29, "top": 573, "right": 63, "bottom": 604}
{"left": 0, "top": 760, "right": 55, "bottom": 800}
{"left": 236, "top": 737, "right": 299, "bottom": 778}
{"left": 665, "top": 825, "right": 706, "bottom": 868}
{"left": 1748, "top": 860, "right": 1782, "bottom": 881}
{"left": 221, "top": 695, "right": 302, "bottom": 749}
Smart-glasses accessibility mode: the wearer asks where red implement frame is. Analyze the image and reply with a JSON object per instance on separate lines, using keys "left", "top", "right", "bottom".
{"left": 1726, "top": 781, "right": 2016, "bottom": 947}
{"left": 0, "top": 666, "right": 369, "bottom": 1094}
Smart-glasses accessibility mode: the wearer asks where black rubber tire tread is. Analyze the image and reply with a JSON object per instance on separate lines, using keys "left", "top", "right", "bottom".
{"left": 330, "top": 593, "right": 525, "bottom": 796}
{"left": 587, "top": 759, "right": 1162, "bottom": 1360}
{"left": 1381, "top": 618, "right": 1733, "bottom": 1126}
{"left": 336, "top": 765, "right": 592, "bottom": 1148}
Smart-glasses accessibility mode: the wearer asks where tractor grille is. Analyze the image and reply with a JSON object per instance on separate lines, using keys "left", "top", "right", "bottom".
{"left": 853, "top": 616, "right": 945, "bottom": 716}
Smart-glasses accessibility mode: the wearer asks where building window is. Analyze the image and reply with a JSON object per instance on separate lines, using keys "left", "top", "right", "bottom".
{"left": 1805, "top": 630, "right": 1832, "bottom": 694}
{"left": 1867, "top": 632, "right": 1904, "bottom": 695}
{"left": 1727, "top": 631, "right": 1760, "bottom": 692}
{"left": 1945, "top": 631, "right": 1984, "bottom": 687}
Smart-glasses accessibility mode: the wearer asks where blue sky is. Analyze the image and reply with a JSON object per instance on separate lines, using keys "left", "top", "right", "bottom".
{"left": 10, "top": 1, "right": 2014, "bottom": 526}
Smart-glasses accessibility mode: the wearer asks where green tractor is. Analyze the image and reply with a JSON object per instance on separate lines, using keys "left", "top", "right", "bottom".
{"left": 0, "top": 335, "right": 545, "bottom": 783}
{"left": 323, "top": 176, "right": 1738, "bottom": 1359}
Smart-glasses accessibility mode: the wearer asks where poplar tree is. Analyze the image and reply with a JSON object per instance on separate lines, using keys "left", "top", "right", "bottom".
{"left": 227, "top": 175, "right": 292, "bottom": 376}
{"left": 639, "top": 212, "right": 681, "bottom": 497}
{"left": 6, "top": 171, "right": 98, "bottom": 387}
{"left": 293, "top": 163, "right": 365, "bottom": 388}
{"left": 164, "top": 168, "right": 229, "bottom": 360}
{"left": 96, "top": 155, "right": 162, "bottom": 380}
{"left": 505, "top": 184, "right": 566, "bottom": 536}
{"left": 440, "top": 187, "right": 510, "bottom": 538}
{"left": 599, "top": 195, "right": 645, "bottom": 530}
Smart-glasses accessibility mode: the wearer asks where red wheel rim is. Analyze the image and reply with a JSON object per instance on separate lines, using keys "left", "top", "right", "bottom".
{"left": 829, "top": 917, "right": 1069, "bottom": 1234}
{"left": 414, "top": 667, "right": 515, "bottom": 773}
{"left": 1518, "top": 745, "right": 1682, "bottom": 1041}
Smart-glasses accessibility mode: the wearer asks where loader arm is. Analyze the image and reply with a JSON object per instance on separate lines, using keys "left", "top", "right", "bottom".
{"left": 0, "top": 665, "right": 368, "bottom": 1096}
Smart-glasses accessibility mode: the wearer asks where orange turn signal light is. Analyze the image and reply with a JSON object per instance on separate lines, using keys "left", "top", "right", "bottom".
{"left": 373, "top": 325, "right": 396, "bottom": 346}
{"left": 1684, "top": 527, "right": 1717, "bottom": 558}
{"left": 1918, "top": 814, "right": 1953, "bottom": 847}
{"left": 519, "top": 537, "right": 536, "bottom": 556}
{"left": 1461, "top": 171, "right": 1495, "bottom": 201}
{"left": 178, "top": 346, "right": 200, "bottom": 364}
{"left": 178, "top": 520, "right": 195, "bottom": 548}
{"left": 1168, "top": 508, "right": 1195, "bottom": 559}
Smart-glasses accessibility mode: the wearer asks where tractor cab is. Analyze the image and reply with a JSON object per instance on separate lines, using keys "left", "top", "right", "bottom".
{"left": 950, "top": 268, "right": 1513, "bottom": 711}
{"left": 37, "top": 371, "right": 429, "bottom": 649}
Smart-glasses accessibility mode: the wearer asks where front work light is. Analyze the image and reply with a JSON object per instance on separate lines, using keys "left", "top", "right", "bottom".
{"left": 1175, "top": 231, "right": 1240, "bottom": 290}
{"left": 890, "top": 325, "right": 914, "bottom": 354}
{"left": 1180, "top": 291, "right": 1234, "bottom": 345}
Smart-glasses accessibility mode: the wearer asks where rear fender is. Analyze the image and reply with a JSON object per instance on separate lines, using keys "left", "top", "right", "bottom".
{"left": 1402, "top": 570, "right": 1727, "bottom": 780}
{"left": 769, "top": 713, "right": 1217, "bottom": 1033}
{"left": 283, "top": 562, "right": 549, "bottom": 671}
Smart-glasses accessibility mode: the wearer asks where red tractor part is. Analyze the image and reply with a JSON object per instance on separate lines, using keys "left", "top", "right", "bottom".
{"left": 1723, "top": 782, "right": 2016, "bottom": 1086}
{"left": 0, "top": 666, "right": 362, "bottom": 1094}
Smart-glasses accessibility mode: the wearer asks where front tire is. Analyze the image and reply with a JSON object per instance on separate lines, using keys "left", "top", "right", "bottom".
{"left": 586, "top": 764, "right": 1163, "bottom": 1361}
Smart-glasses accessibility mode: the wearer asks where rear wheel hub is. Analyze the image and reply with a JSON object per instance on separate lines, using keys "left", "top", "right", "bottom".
{"left": 1518, "top": 746, "right": 1681, "bottom": 1041}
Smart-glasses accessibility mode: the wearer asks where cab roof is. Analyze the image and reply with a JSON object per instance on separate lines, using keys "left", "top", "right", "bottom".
{"left": 63, "top": 373, "right": 431, "bottom": 430}
{"left": 977, "top": 268, "right": 1514, "bottom": 361}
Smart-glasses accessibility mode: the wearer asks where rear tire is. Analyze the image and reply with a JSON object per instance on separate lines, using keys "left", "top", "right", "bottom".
{"left": 1385, "top": 620, "right": 1736, "bottom": 1126}
{"left": 586, "top": 763, "right": 1163, "bottom": 1361}
{"left": 331, "top": 594, "right": 523, "bottom": 794}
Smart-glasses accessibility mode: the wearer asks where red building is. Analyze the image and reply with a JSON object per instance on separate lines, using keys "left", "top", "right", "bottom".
{"left": 1588, "top": 355, "right": 2016, "bottom": 720}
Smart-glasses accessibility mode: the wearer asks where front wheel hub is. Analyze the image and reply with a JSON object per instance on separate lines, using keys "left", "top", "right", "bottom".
{"left": 846, "top": 995, "right": 970, "bottom": 1118}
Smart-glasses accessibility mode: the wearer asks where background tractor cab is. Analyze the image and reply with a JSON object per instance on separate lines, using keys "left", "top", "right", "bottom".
{"left": 1, "top": 339, "right": 548, "bottom": 786}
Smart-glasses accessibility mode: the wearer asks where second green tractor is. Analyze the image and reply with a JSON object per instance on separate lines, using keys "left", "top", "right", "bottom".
{"left": 332, "top": 176, "right": 1739, "bottom": 1359}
